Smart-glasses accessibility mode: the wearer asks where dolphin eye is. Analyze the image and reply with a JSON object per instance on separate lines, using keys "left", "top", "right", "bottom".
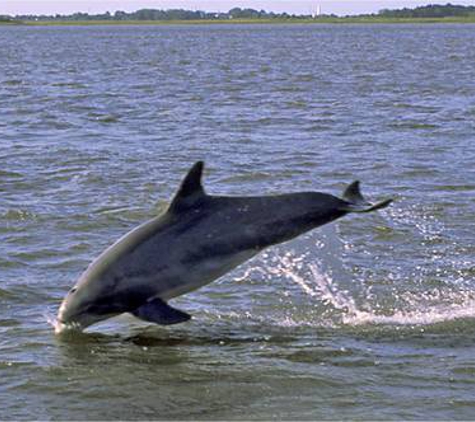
{"left": 69, "top": 287, "right": 77, "bottom": 294}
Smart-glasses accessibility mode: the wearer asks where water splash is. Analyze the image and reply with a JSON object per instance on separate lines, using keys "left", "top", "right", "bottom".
{"left": 45, "top": 312, "right": 82, "bottom": 335}
{"left": 45, "top": 312, "right": 64, "bottom": 334}
{"left": 341, "top": 292, "right": 475, "bottom": 327}
{"left": 239, "top": 248, "right": 475, "bottom": 330}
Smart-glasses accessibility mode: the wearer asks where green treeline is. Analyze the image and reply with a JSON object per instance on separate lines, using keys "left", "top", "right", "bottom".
{"left": 12, "top": 8, "right": 309, "bottom": 22}
{"left": 3, "top": 3, "right": 475, "bottom": 23}
{"left": 378, "top": 3, "right": 475, "bottom": 18}
{"left": 0, "top": 15, "right": 16, "bottom": 22}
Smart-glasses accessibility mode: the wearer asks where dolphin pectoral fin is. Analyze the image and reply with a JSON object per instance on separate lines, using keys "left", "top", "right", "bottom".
{"left": 342, "top": 181, "right": 393, "bottom": 213}
{"left": 131, "top": 298, "right": 192, "bottom": 325}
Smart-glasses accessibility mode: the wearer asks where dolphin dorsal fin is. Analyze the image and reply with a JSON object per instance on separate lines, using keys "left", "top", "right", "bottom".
{"left": 169, "top": 161, "right": 206, "bottom": 213}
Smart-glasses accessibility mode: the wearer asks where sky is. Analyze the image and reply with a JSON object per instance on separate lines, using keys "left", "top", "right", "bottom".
{"left": 2, "top": 0, "right": 475, "bottom": 16}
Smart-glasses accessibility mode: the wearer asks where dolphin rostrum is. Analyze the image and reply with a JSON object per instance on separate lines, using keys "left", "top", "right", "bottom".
{"left": 56, "top": 162, "right": 392, "bottom": 333}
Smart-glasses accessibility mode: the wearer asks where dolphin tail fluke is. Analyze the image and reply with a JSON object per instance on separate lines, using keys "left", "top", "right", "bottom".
{"left": 342, "top": 181, "right": 393, "bottom": 213}
{"left": 131, "top": 298, "right": 191, "bottom": 325}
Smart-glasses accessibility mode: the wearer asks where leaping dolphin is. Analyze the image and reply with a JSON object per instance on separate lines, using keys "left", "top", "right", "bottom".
{"left": 56, "top": 161, "right": 392, "bottom": 333}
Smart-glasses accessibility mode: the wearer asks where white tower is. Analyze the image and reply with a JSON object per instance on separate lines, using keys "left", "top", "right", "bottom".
{"left": 312, "top": 4, "right": 322, "bottom": 18}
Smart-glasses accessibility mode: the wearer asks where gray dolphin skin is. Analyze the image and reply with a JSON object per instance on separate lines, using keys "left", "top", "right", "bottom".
{"left": 56, "top": 161, "right": 392, "bottom": 333}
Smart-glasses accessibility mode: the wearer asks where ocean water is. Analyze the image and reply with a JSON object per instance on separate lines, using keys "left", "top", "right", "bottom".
{"left": 1, "top": 23, "right": 475, "bottom": 420}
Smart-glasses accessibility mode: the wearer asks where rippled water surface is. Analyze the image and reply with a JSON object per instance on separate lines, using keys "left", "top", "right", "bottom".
{"left": 1, "top": 24, "right": 475, "bottom": 420}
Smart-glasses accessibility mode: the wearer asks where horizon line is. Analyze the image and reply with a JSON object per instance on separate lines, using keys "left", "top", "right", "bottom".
{"left": 2, "top": 2, "right": 471, "bottom": 18}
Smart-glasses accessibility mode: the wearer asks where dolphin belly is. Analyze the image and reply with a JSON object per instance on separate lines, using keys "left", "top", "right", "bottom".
{"left": 156, "top": 248, "right": 259, "bottom": 300}
{"left": 110, "top": 220, "right": 260, "bottom": 303}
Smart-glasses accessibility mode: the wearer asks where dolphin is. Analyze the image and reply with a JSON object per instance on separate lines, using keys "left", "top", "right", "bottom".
{"left": 56, "top": 161, "right": 392, "bottom": 333}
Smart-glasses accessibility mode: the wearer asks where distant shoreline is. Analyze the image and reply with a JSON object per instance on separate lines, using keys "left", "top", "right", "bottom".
{"left": 2, "top": 17, "right": 475, "bottom": 26}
